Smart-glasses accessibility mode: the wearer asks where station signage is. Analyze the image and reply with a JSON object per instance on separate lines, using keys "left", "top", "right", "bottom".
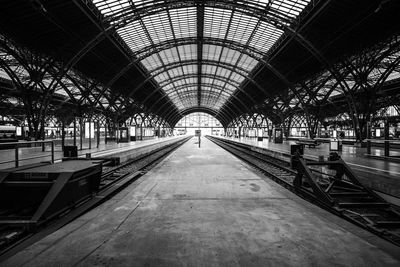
{"left": 16, "top": 126, "right": 22, "bottom": 136}
{"left": 84, "top": 122, "right": 95, "bottom": 138}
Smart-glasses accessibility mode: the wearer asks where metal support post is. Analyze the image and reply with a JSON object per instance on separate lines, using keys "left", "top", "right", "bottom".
{"left": 117, "top": 124, "right": 119, "bottom": 143}
{"left": 366, "top": 122, "right": 371, "bottom": 154}
{"left": 73, "top": 118, "right": 77, "bottom": 147}
{"left": 41, "top": 119, "right": 45, "bottom": 152}
{"left": 97, "top": 121, "right": 100, "bottom": 148}
{"left": 79, "top": 117, "right": 83, "bottom": 150}
{"left": 89, "top": 119, "right": 92, "bottom": 150}
{"left": 51, "top": 141, "right": 55, "bottom": 163}
{"left": 105, "top": 123, "right": 108, "bottom": 144}
{"left": 61, "top": 120, "right": 65, "bottom": 151}
{"left": 384, "top": 120, "right": 389, "bottom": 157}
{"left": 15, "top": 145, "right": 19, "bottom": 167}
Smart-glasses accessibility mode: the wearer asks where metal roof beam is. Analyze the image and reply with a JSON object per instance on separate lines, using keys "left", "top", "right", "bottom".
{"left": 197, "top": 1, "right": 204, "bottom": 107}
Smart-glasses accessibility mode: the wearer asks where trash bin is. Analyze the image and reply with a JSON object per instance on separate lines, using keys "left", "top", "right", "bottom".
{"left": 64, "top": 145, "right": 78, "bottom": 157}
{"left": 329, "top": 139, "right": 342, "bottom": 151}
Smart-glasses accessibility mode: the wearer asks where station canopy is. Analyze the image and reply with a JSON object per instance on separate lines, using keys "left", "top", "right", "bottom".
{"left": 92, "top": 0, "right": 310, "bottom": 113}
{"left": 1, "top": 0, "right": 399, "bottom": 129}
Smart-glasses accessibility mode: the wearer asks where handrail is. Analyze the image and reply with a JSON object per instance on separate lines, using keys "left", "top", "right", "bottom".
{"left": 0, "top": 140, "right": 55, "bottom": 146}
{"left": 0, "top": 140, "right": 55, "bottom": 168}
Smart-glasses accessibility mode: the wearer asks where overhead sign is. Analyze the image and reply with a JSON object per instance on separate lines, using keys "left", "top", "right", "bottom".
{"left": 195, "top": 130, "right": 201, "bottom": 136}
{"left": 130, "top": 126, "right": 136, "bottom": 137}
{"left": 85, "top": 122, "right": 95, "bottom": 138}
{"left": 16, "top": 126, "right": 22, "bottom": 136}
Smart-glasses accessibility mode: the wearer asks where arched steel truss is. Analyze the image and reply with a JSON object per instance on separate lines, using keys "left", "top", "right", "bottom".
{"left": 1, "top": 0, "right": 399, "bottom": 138}
{"left": 77, "top": 0, "right": 316, "bottom": 125}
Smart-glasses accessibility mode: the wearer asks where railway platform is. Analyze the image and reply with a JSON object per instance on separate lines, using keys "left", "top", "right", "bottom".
{"left": 2, "top": 137, "right": 400, "bottom": 266}
{"left": 218, "top": 136, "right": 400, "bottom": 201}
{"left": 0, "top": 136, "right": 182, "bottom": 170}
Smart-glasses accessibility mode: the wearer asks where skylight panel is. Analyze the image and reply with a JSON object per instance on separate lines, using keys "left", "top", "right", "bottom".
{"left": 182, "top": 64, "right": 197, "bottom": 75}
{"left": 93, "top": 0, "right": 313, "bottom": 113}
{"left": 211, "top": 79, "right": 225, "bottom": 88}
{"left": 92, "top": 0, "right": 130, "bottom": 17}
{"left": 117, "top": 20, "right": 150, "bottom": 52}
{"left": 250, "top": 21, "right": 284, "bottom": 53}
{"left": 231, "top": 72, "right": 246, "bottom": 83}
{"left": 203, "top": 44, "right": 223, "bottom": 61}
{"left": 177, "top": 45, "right": 197, "bottom": 61}
{"left": 202, "top": 64, "right": 218, "bottom": 75}
{"left": 159, "top": 48, "right": 180, "bottom": 65}
{"left": 153, "top": 72, "right": 169, "bottom": 83}
{"left": 204, "top": 8, "right": 231, "bottom": 39}
{"left": 201, "top": 77, "right": 213, "bottom": 85}
{"left": 93, "top": 0, "right": 159, "bottom": 17}
{"left": 168, "top": 67, "right": 184, "bottom": 78}
{"left": 224, "top": 84, "right": 236, "bottom": 93}
{"left": 163, "top": 83, "right": 174, "bottom": 92}
{"left": 169, "top": 8, "right": 197, "bottom": 39}
{"left": 161, "top": 76, "right": 197, "bottom": 87}
{"left": 142, "top": 11, "right": 172, "bottom": 44}
{"left": 172, "top": 86, "right": 197, "bottom": 94}
{"left": 270, "top": 0, "right": 311, "bottom": 19}
{"left": 172, "top": 79, "right": 186, "bottom": 88}
{"left": 141, "top": 54, "right": 162, "bottom": 71}
{"left": 216, "top": 67, "right": 231, "bottom": 78}
{"left": 220, "top": 49, "right": 241, "bottom": 66}
{"left": 227, "top": 13, "right": 259, "bottom": 45}
{"left": 237, "top": 54, "right": 259, "bottom": 71}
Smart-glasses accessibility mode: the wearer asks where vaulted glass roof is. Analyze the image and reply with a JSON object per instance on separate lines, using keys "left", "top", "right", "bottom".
{"left": 92, "top": 0, "right": 311, "bottom": 113}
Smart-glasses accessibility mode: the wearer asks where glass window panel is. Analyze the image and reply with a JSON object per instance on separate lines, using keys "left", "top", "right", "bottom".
{"left": 227, "top": 13, "right": 259, "bottom": 45}
{"left": 117, "top": 20, "right": 150, "bottom": 52}
{"left": 141, "top": 54, "right": 162, "bottom": 71}
{"left": 250, "top": 21, "right": 284, "bottom": 53}
{"left": 182, "top": 64, "right": 197, "bottom": 75}
{"left": 93, "top": 0, "right": 131, "bottom": 17}
{"left": 203, "top": 44, "right": 222, "bottom": 61}
{"left": 93, "top": 0, "right": 313, "bottom": 112}
{"left": 141, "top": 11, "right": 172, "bottom": 44}
{"left": 177, "top": 44, "right": 197, "bottom": 61}
{"left": 169, "top": 7, "right": 197, "bottom": 39}
{"left": 204, "top": 8, "right": 231, "bottom": 39}
{"left": 237, "top": 54, "right": 259, "bottom": 71}
{"left": 159, "top": 48, "right": 180, "bottom": 65}
{"left": 202, "top": 64, "right": 217, "bottom": 75}
{"left": 270, "top": 0, "right": 311, "bottom": 19}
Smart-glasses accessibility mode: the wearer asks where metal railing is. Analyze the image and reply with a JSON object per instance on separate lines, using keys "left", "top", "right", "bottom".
{"left": 0, "top": 140, "right": 55, "bottom": 168}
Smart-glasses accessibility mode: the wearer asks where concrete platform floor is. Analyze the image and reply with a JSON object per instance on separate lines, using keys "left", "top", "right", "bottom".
{"left": 2, "top": 137, "right": 400, "bottom": 266}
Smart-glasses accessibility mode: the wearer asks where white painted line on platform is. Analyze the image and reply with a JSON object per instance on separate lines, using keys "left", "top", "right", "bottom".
{"left": 346, "top": 162, "right": 400, "bottom": 176}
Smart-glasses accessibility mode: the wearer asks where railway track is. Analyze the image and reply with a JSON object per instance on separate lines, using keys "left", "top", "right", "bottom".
{"left": 207, "top": 136, "right": 400, "bottom": 247}
{"left": 0, "top": 136, "right": 191, "bottom": 260}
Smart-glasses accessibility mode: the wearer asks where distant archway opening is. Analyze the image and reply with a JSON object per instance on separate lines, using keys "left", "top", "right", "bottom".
{"left": 174, "top": 112, "right": 225, "bottom": 136}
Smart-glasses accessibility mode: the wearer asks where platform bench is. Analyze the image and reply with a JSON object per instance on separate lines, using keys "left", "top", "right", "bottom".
{"left": 296, "top": 138, "right": 320, "bottom": 148}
